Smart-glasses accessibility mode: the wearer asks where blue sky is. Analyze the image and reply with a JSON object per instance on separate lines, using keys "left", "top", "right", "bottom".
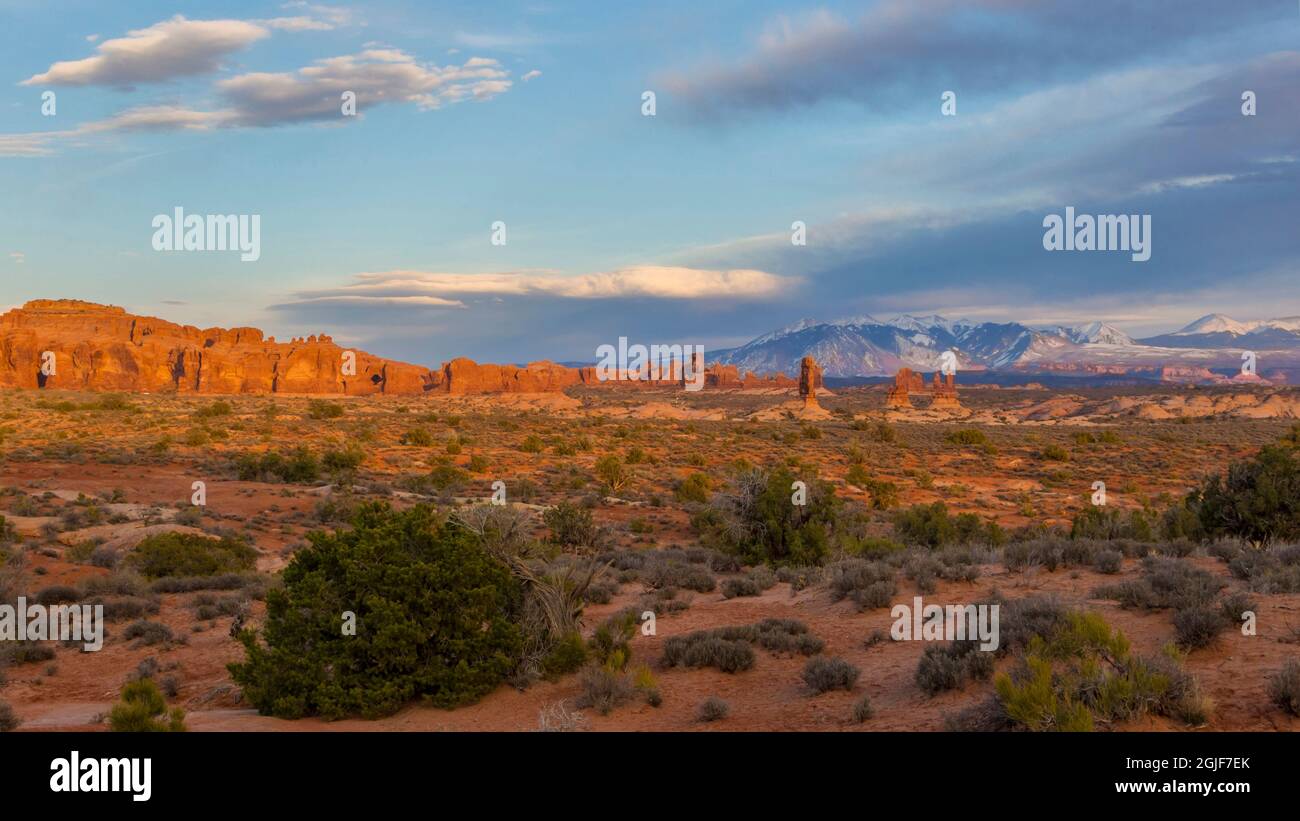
{"left": 2, "top": 1, "right": 1298, "bottom": 366}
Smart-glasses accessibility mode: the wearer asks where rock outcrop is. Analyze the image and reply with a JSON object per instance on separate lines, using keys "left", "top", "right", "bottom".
{"left": 886, "top": 367, "right": 960, "bottom": 409}
{"left": 886, "top": 368, "right": 922, "bottom": 408}
{"left": 931, "top": 371, "right": 961, "bottom": 409}
{"left": 0, "top": 299, "right": 438, "bottom": 395}
{"left": 0, "top": 299, "right": 811, "bottom": 397}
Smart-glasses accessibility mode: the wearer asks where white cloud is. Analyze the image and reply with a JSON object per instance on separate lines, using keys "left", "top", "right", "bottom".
{"left": 23, "top": 16, "right": 269, "bottom": 87}
{"left": 304, "top": 266, "right": 797, "bottom": 302}
{"left": 522, "top": 69, "right": 542, "bottom": 81}
{"left": 2, "top": 48, "right": 512, "bottom": 154}
{"left": 216, "top": 49, "right": 512, "bottom": 125}
{"left": 9, "top": 252, "right": 25, "bottom": 264}
{"left": 260, "top": 16, "right": 336, "bottom": 32}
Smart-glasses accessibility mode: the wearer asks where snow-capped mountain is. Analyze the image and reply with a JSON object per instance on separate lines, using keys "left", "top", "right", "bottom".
{"left": 711, "top": 314, "right": 1300, "bottom": 378}
{"left": 1140, "top": 314, "right": 1300, "bottom": 350}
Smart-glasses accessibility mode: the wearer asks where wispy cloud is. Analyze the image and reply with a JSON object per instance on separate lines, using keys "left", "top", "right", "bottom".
{"left": 4, "top": 49, "right": 514, "bottom": 154}
{"left": 23, "top": 16, "right": 269, "bottom": 87}
{"left": 658, "top": 1, "right": 1289, "bottom": 119}
{"left": 282, "top": 266, "right": 798, "bottom": 305}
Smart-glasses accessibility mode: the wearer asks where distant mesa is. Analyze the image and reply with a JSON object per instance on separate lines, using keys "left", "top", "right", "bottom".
{"left": 0, "top": 299, "right": 817, "bottom": 397}
{"left": 886, "top": 367, "right": 961, "bottom": 410}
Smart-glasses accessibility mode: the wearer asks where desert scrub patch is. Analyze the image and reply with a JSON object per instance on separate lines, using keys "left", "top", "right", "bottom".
{"left": 540, "top": 631, "right": 588, "bottom": 679}
{"left": 696, "top": 696, "right": 729, "bottom": 722}
{"left": 306, "top": 400, "right": 344, "bottom": 420}
{"left": 674, "top": 472, "right": 712, "bottom": 504}
{"left": 1093, "top": 556, "right": 1223, "bottom": 610}
{"left": 1268, "top": 659, "right": 1300, "bottom": 716}
{"left": 126, "top": 532, "right": 256, "bottom": 579}
{"left": 692, "top": 466, "right": 841, "bottom": 566}
{"left": 543, "top": 502, "right": 599, "bottom": 549}
{"left": 573, "top": 664, "right": 636, "bottom": 716}
{"left": 851, "top": 694, "right": 875, "bottom": 722}
{"left": 229, "top": 503, "right": 524, "bottom": 720}
{"left": 825, "top": 559, "right": 896, "bottom": 610}
{"left": 803, "top": 656, "right": 860, "bottom": 694}
{"left": 233, "top": 447, "right": 320, "bottom": 483}
{"left": 109, "top": 678, "right": 186, "bottom": 732}
{"left": 662, "top": 619, "right": 822, "bottom": 673}
{"left": 400, "top": 427, "right": 434, "bottom": 446}
{"left": 916, "top": 640, "right": 995, "bottom": 695}
{"left": 0, "top": 701, "right": 18, "bottom": 732}
{"left": 979, "top": 612, "right": 1209, "bottom": 732}
{"left": 1224, "top": 543, "right": 1300, "bottom": 594}
{"left": 123, "top": 619, "right": 174, "bottom": 647}
{"left": 892, "top": 502, "right": 1004, "bottom": 549}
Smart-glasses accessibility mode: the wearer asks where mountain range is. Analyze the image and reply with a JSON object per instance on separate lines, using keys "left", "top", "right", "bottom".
{"left": 710, "top": 313, "right": 1300, "bottom": 381}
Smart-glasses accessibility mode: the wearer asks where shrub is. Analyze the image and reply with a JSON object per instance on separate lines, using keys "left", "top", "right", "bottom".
{"left": 946, "top": 428, "right": 989, "bottom": 447}
{"left": 0, "top": 701, "right": 18, "bottom": 732}
{"left": 34, "top": 584, "right": 79, "bottom": 605}
{"left": 109, "top": 679, "right": 186, "bottom": 732}
{"left": 1040, "top": 444, "right": 1070, "bottom": 462}
{"left": 540, "top": 632, "right": 589, "bottom": 679}
{"left": 402, "top": 428, "right": 434, "bottom": 446}
{"left": 851, "top": 695, "right": 874, "bottom": 723}
{"left": 696, "top": 467, "right": 841, "bottom": 566}
{"left": 123, "top": 620, "right": 173, "bottom": 647}
{"left": 991, "top": 613, "right": 1207, "bottom": 731}
{"left": 1268, "top": 659, "right": 1300, "bottom": 716}
{"left": 588, "top": 610, "right": 637, "bottom": 670}
{"left": 235, "top": 447, "right": 321, "bottom": 483}
{"left": 543, "top": 502, "right": 598, "bottom": 548}
{"left": 229, "top": 503, "right": 523, "bottom": 719}
{"left": 721, "top": 577, "right": 761, "bottom": 599}
{"left": 307, "top": 400, "right": 344, "bottom": 420}
{"left": 892, "top": 502, "right": 1001, "bottom": 548}
{"left": 803, "top": 656, "right": 859, "bottom": 694}
{"left": 195, "top": 401, "right": 233, "bottom": 419}
{"left": 1093, "top": 556, "right": 1223, "bottom": 610}
{"left": 594, "top": 455, "right": 629, "bottom": 492}
{"left": 674, "top": 472, "right": 712, "bottom": 504}
{"left": 662, "top": 620, "right": 819, "bottom": 672}
{"left": 426, "top": 464, "right": 469, "bottom": 492}
{"left": 1172, "top": 606, "right": 1226, "bottom": 651}
{"left": 916, "top": 640, "right": 995, "bottom": 695}
{"left": 664, "top": 635, "right": 755, "bottom": 673}
{"left": 825, "top": 559, "right": 896, "bottom": 611}
{"left": 1190, "top": 444, "right": 1300, "bottom": 545}
{"left": 1071, "top": 506, "right": 1155, "bottom": 541}
{"left": 1094, "top": 549, "right": 1122, "bottom": 574}
{"left": 322, "top": 446, "right": 364, "bottom": 473}
{"left": 697, "top": 696, "right": 729, "bottom": 722}
{"left": 573, "top": 664, "right": 635, "bottom": 716}
{"left": 127, "top": 532, "right": 256, "bottom": 579}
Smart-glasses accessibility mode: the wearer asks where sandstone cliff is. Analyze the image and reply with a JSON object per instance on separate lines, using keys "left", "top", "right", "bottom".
{"left": 0, "top": 300, "right": 437, "bottom": 395}
{"left": 0, "top": 299, "right": 814, "bottom": 397}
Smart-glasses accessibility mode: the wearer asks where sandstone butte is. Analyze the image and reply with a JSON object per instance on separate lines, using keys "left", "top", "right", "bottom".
{"left": 0, "top": 299, "right": 804, "bottom": 396}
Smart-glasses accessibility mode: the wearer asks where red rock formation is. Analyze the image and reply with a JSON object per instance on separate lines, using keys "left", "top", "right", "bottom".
{"left": 799, "top": 356, "right": 821, "bottom": 400}
{"left": 886, "top": 367, "right": 918, "bottom": 408}
{"left": 434, "top": 358, "right": 584, "bottom": 394}
{"left": 0, "top": 299, "right": 822, "bottom": 397}
{"left": 930, "top": 371, "right": 961, "bottom": 408}
{"left": 0, "top": 299, "right": 441, "bottom": 396}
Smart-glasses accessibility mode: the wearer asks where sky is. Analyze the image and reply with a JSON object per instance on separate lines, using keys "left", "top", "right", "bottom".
{"left": 1, "top": 0, "right": 1298, "bottom": 367}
